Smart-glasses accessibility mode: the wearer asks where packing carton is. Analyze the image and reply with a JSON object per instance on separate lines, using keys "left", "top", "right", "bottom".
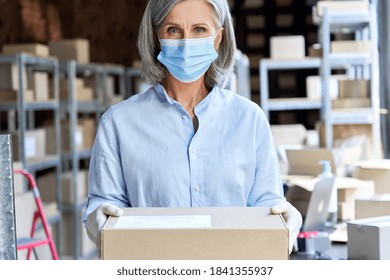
{"left": 347, "top": 215, "right": 390, "bottom": 260}
{"left": 2, "top": 43, "right": 49, "bottom": 57}
{"left": 102, "top": 207, "right": 288, "bottom": 260}
{"left": 270, "top": 35, "right": 305, "bottom": 60}
{"left": 49, "top": 39, "right": 90, "bottom": 63}
{"left": 355, "top": 194, "right": 390, "bottom": 219}
{"left": 351, "top": 160, "right": 390, "bottom": 194}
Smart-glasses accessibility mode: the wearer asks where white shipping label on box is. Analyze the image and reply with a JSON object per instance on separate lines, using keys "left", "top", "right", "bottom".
{"left": 75, "top": 131, "right": 83, "bottom": 146}
{"left": 114, "top": 215, "right": 212, "bottom": 229}
{"left": 24, "top": 137, "right": 36, "bottom": 158}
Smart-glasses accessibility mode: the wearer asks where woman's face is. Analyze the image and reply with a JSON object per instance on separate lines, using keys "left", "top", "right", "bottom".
{"left": 158, "top": 0, "right": 223, "bottom": 48}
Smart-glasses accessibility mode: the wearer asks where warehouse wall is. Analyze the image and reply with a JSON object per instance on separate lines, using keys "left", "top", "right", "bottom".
{"left": 0, "top": 0, "right": 147, "bottom": 66}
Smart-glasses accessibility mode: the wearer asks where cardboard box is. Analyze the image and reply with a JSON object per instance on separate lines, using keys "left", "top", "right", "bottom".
{"left": 37, "top": 170, "right": 88, "bottom": 204}
{"left": 355, "top": 194, "right": 390, "bottom": 219}
{"left": 271, "top": 124, "right": 307, "bottom": 146}
{"left": 306, "top": 75, "right": 345, "bottom": 100}
{"left": 316, "top": 122, "right": 374, "bottom": 160}
{"left": 351, "top": 160, "right": 390, "bottom": 194}
{"left": 79, "top": 118, "right": 96, "bottom": 149}
{"left": 270, "top": 35, "right": 305, "bottom": 60}
{"left": 2, "top": 43, "right": 49, "bottom": 57}
{"left": 102, "top": 207, "right": 288, "bottom": 260}
{"left": 45, "top": 124, "right": 83, "bottom": 154}
{"left": 339, "top": 79, "right": 369, "bottom": 99}
{"left": 0, "top": 89, "right": 34, "bottom": 102}
{"left": 49, "top": 39, "right": 90, "bottom": 63}
{"left": 330, "top": 40, "right": 372, "bottom": 54}
{"left": 347, "top": 215, "right": 390, "bottom": 260}
{"left": 11, "top": 128, "right": 46, "bottom": 160}
{"left": 315, "top": 1, "right": 369, "bottom": 17}
{"left": 285, "top": 147, "right": 362, "bottom": 177}
{"left": 27, "top": 72, "right": 49, "bottom": 101}
{"left": 332, "top": 98, "right": 371, "bottom": 109}
{"left": 0, "top": 64, "right": 27, "bottom": 90}
{"left": 308, "top": 44, "right": 322, "bottom": 57}
{"left": 338, "top": 202, "right": 355, "bottom": 221}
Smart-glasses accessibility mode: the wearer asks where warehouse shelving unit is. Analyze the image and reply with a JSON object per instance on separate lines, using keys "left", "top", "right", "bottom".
{"left": 260, "top": 2, "right": 381, "bottom": 159}
{"left": 59, "top": 60, "right": 105, "bottom": 260}
{"left": 260, "top": 57, "right": 322, "bottom": 120}
{"left": 0, "top": 53, "right": 62, "bottom": 257}
{"left": 314, "top": 3, "right": 381, "bottom": 159}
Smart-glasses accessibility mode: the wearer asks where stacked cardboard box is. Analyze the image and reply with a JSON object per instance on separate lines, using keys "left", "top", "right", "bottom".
{"left": 36, "top": 170, "right": 88, "bottom": 204}
{"left": 11, "top": 128, "right": 46, "bottom": 161}
{"left": 48, "top": 39, "right": 90, "bottom": 64}
{"left": 355, "top": 194, "right": 390, "bottom": 219}
{"left": 351, "top": 159, "right": 390, "bottom": 194}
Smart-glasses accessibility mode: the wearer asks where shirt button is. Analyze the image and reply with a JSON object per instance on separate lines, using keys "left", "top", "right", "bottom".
{"left": 182, "top": 115, "right": 187, "bottom": 120}
{"left": 194, "top": 185, "right": 200, "bottom": 192}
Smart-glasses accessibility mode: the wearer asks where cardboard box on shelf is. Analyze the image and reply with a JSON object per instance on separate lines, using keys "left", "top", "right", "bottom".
{"left": 351, "top": 159, "right": 390, "bottom": 194}
{"left": 306, "top": 75, "right": 346, "bottom": 100}
{"left": 271, "top": 124, "right": 307, "bottom": 147}
{"left": 338, "top": 79, "right": 369, "bottom": 99}
{"left": 315, "top": 1, "right": 369, "bottom": 17}
{"left": 59, "top": 78, "right": 95, "bottom": 101}
{"left": 330, "top": 40, "right": 372, "bottom": 54}
{"left": 79, "top": 118, "right": 96, "bottom": 149}
{"left": 270, "top": 35, "right": 305, "bottom": 60}
{"left": 308, "top": 44, "right": 322, "bottom": 57}
{"left": 0, "top": 89, "right": 34, "bottom": 102}
{"left": 0, "top": 64, "right": 27, "bottom": 90}
{"left": 2, "top": 43, "right": 49, "bottom": 57}
{"left": 316, "top": 122, "right": 374, "bottom": 160}
{"left": 102, "top": 207, "right": 288, "bottom": 260}
{"left": 355, "top": 194, "right": 390, "bottom": 219}
{"left": 331, "top": 98, "right": 371, "bottom": 109}
{"left": 37, "top": 170, "right": 88, "bottom": 204}
{"left": 11, "top": 128, "right": 46, "bottom": 161}
{"left": 27, "top": 72, "right": 49, "bottom": 101}
{"left": 48, "top": 39, "right": 90, "bottom": 63}
{"left": 45, "top": 123, "right": 83, "bottom": 154}
{"left": 347, "top": 215, "right": 390, "bottom": 260}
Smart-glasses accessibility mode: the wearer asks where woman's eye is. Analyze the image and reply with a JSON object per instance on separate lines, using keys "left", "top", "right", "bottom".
{"left": 194, "top": 27, "right": 205, "bottom": 34}
{"left": 167, "top": 27, "right": 180, "bottom": 34}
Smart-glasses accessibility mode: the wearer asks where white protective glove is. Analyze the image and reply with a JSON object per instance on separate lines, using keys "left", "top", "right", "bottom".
{"left": 270, "top": 201, "right": 303, "bottom": 254}
{"left": 86, "top": 202, "right": 123, "bottom": 254}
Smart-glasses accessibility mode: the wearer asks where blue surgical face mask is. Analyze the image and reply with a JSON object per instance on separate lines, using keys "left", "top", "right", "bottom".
{"left": 157, "top": 35, "right": 218, "bottom": 83}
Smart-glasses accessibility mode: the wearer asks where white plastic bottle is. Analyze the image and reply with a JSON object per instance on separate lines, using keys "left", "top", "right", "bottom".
{"left": 318, "top": 160, "right": 337, "bottom": 226}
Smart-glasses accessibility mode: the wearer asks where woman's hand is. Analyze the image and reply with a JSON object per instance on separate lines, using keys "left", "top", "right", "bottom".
{"left": 270, "top": 201, "right": 303, "bottom": 254}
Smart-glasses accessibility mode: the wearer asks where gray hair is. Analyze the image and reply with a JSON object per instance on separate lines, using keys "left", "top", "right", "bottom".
{"left": 137, "top": 0, "right": 236, "bottom": 89}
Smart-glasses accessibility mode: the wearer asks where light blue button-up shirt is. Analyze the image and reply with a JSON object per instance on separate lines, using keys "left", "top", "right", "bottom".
{"left": 82, "top": 84, "right": 285, "bottom": 222}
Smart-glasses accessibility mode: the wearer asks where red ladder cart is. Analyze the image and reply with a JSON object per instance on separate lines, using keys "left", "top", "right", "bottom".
{"left": 14, "top": 169, "right": 59, "bottom": 260}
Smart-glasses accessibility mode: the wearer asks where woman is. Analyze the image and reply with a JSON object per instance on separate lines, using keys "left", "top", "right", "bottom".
{"left": 83, "top": 0, "right": 302, "bottom": 255}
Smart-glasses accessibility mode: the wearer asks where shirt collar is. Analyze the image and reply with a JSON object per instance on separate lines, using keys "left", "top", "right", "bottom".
{"left": 153, "top": 83, "right": 219, "bottom": 115}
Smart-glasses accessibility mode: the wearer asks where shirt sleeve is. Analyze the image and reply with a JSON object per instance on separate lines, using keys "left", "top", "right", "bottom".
{"left": 247, "top": 108, "right": 286, "bottom": 207}
{"left": 82, "top": 112, "right": 130, "bottom": 223}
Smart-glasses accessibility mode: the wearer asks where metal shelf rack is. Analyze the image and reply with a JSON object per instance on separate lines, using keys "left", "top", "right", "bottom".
{"left": 59, "top": 60, "right": 105, "bottom": 260}
{"left": 259, "top": 2, "right": 381, "bottom": 159}
{"left": 0, "top": 52, "right": 63, "bottom": 257}
{"left": 316, "top": 3, "right": 381, "bottom": 158}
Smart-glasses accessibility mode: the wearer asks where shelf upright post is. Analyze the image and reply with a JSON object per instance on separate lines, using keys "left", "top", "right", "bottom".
{"left": 16, "top": 53, "right": 27, "bottom": 176}
{"left": 259, "top": 60, "right": 270, "bottom": 120}
{"left": 319, "top": 7, "right": 333, "bottom": 149}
